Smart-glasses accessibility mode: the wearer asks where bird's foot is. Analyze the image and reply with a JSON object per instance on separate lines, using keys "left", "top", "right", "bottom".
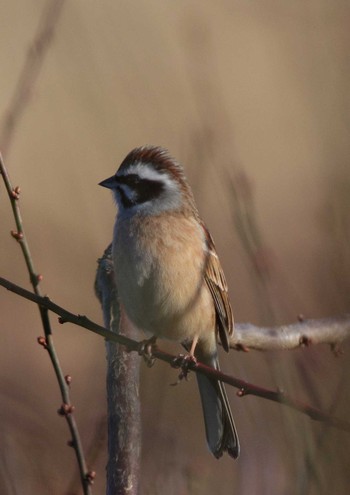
{"left": 171, "top": 354, "right": 198, "bottom": 385}
{"left": 138, "top": 336, "right": 157, "bottom": 367}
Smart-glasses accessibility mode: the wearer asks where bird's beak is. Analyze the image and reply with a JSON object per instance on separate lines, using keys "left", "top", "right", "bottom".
{"left": 99, "top": 175, "right": 117, "bottom": 189}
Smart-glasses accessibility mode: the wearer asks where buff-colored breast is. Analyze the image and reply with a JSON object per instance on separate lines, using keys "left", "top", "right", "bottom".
{"left": 113, "top": 212, "right": 215, "bottom": 345}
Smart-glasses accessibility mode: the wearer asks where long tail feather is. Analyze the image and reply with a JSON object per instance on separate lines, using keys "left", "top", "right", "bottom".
{"left": 196, "top": 353, "right": 240, "bottom": 459}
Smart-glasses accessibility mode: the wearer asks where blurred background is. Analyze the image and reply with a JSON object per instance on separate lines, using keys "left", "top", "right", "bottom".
{"left": 1, "top": 1, "right": 350, "bottom": 493}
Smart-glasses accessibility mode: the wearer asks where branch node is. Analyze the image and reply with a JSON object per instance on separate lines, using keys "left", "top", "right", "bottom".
{"left": 67, "top": 439, "right": 75, "bottom": 448}
{"left": 237, "top": 388, "right": 247, "bottom": 397}
{"left": 77, "top": 314, "right": 88, "bottom": 324}
{"left": 58, "top": 316, "right": 66, "bottom": 324}
{"left": 57, "top": 403, "right": 75, "bottom": 416}
{"left": 11, "top": 186, "right": 21, "bottom": 199}
{"left": 10, "top": 230, "right": 23, "bottom": 241}
{"left": 37, "top": 336, "right": 48, "bottom": 349}
{"left": 65, "top": 374, "right": 72, "bottom": 386}
{"left": 299, "top": 335, "right": 312, "bottom": 347}
{"left": 30, "top": 273, "right": 43, "bottom": 287}
{"left": 85, "top": 470, "right": 96, "bottom": 485}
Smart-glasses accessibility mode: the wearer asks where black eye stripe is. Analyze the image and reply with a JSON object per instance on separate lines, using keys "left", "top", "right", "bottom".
{"left": 116, "top": 176, "right": 165, "bottom": 208}
{"left": 116, "top": 173, "right": 140, "bottom": 185}
{"left": 136, "top": 179, "right": 164, "bottom": 203}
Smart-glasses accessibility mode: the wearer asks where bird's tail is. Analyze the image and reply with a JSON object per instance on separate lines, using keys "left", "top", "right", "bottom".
{"left": 195, "top": 352, "right": 240, "bottom": 459}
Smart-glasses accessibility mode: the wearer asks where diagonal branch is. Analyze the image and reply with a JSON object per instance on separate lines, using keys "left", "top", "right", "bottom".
{"left": 1, "top": 275, "right": 349, "bottom": 433}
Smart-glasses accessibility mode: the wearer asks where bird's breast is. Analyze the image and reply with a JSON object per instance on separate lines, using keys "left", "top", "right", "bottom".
{"left": 113, "top": 212, "right": 213, "bottom": 341}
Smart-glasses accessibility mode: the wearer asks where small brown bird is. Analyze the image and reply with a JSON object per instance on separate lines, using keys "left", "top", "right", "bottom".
{"left": 99, "top": 146, "right": 239, "bottom": 458}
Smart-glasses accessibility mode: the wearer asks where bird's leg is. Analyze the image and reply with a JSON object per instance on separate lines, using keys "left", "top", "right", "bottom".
{"left": 121, "top": 307, "right": 157, "bottom": 366}
{"left": 138, "top": 335, "right": 157, "bottom": 367}
{"left": 171, "top": 335, "right": 198, "bottom": 384}
{"left": 189, "top": 335, "right": 199, "bottom": 357}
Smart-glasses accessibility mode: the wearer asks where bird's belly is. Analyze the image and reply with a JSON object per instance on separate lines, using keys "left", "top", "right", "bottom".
{"left": 113, "top": 214, "right": 214, "bottom": 343}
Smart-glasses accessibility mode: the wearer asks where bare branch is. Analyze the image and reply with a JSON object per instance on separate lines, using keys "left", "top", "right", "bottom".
{"left": 0, "top": 155, "right": 92, "bottom": 495}
{"left": 0, "top": 275, "right": 138, "bottom": 349}
{"left": 231, "top": 316, "right": 350, "bottom": 352}
{"left": 1, "top": 275, "right": 349, "bottom": 433}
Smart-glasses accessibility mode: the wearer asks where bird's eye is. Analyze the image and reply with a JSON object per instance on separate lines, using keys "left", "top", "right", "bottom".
{"left": 128, "top": 174, "right": 140, "bottom": 184}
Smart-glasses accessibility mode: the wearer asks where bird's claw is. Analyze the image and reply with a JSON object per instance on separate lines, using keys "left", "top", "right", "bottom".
{"left": 138, "top": 336, "right": 157, "bottom": 367}
{"left": 171, "top": 354, "right": 198, "bottom": 385}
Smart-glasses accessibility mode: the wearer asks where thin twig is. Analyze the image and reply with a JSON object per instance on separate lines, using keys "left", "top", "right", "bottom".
{"left": 1, "top": 275, "right": 349, "bottom": 434}
{"left": 0, "top": 156, "right": 92, "bottom": 495}
{"left": 0, "top": 0, "right": 66, "bottom": 158}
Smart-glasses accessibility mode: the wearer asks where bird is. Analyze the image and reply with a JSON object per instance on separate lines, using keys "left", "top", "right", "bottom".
{"left": 99, "top": 145, "right": 240, "bottom": 459}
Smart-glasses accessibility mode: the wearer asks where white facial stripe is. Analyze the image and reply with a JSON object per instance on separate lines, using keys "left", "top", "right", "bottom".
{"left": 115, "top": 162, "right": 182, "bottom": 216}
{"left": 118, "top": 184, "right": 137, "bottom": 202}
{"left": 118, "top": 162, "right": 178, "bottom": 193}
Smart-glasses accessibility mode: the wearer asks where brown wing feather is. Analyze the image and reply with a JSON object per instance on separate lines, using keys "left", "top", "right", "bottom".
{"left": 202, "top": 224, "right": 234, "bottom": 352}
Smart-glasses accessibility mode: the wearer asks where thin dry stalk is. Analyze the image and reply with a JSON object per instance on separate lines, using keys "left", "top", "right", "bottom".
{"left": 0, "top": 155, "right": 93, "bottom": 495}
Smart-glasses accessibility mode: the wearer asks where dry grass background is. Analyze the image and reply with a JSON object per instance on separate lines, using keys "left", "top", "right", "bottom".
{"left": 1, "top": 1, "right": 350, "bottom": 494}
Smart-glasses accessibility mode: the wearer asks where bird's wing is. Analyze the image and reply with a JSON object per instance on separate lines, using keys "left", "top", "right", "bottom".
{"left": 202, "top": 224, "right": 234, "bottom": 352}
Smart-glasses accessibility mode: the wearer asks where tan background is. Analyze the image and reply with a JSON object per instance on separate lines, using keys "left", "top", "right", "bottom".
{"left": 1, "top": 1, "right": 350, "bottom": 493}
